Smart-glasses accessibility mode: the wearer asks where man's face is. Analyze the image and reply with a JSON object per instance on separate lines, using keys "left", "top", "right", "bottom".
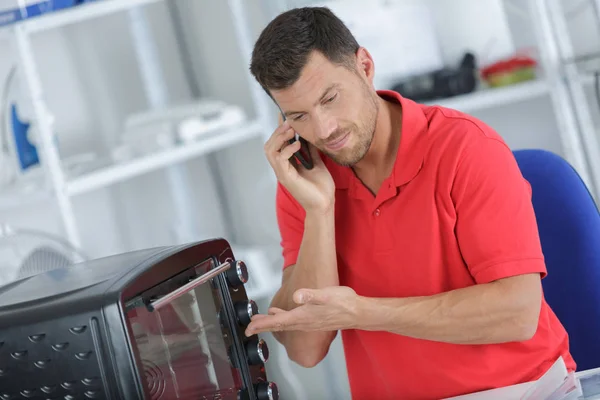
{"left": 271, "top": 50, "right": 379, "bottom": 166}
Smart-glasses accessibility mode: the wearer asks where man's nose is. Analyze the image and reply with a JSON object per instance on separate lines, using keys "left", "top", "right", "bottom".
{"left": 313, "top": 114, "right": 337, "bottom": 140}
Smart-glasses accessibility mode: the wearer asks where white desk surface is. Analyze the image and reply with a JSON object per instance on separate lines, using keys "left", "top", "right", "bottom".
{"left": 444, "top": 367, "right": 600, "bottom": 400}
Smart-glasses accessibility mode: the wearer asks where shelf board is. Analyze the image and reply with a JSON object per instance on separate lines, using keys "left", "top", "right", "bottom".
{"left": 66, "top": 120, "right": 263, "bottom": 196}
{"left": 5, "top": 0, "right": 164, "bottom": 34}
{"left": 423, "top": 79, "right": 550, "bottom": 113}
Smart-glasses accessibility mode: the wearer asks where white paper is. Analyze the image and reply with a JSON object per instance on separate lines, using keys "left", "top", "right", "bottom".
{"left": 444, "top": 357, "right": 572, "bottom": 400}
{"left": 520, "top": 357, "right": 572, "bottom": 400}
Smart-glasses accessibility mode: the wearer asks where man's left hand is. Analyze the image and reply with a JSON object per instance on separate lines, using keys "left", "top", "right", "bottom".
{"left": 245, "top": 286, "right": 360, "bottom": 336}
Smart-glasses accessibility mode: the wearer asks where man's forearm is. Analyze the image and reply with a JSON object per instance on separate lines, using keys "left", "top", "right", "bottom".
{"left": 357, "top": 274, "right": 542, "bottom": 344}
{"left": 278, "top": 210, "right": 339, "bottom": 303}
{"left": 271, "top": 209, "right": 338, "bottom": 366}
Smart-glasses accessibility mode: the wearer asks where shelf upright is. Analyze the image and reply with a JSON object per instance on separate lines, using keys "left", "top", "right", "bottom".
{"left": 543, "top": 0, "right": 600, "bottom": 200}
{"left": 12, "top": 24, "right": 81, "bottom": 247}
{"left": 527, "top": 0, "right": 597, "bottom": 199}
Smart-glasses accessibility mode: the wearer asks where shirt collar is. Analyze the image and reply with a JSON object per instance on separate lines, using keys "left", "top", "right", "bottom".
{"left": 325, "top": 89, "right": 428, "bottom": 189}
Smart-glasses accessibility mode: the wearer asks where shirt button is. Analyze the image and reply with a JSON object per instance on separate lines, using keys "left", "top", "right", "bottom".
{"left": 374, "top": 208, "right": 381, "bottom": 217}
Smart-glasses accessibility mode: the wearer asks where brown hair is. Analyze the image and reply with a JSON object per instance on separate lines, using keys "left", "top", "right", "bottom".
{"left": 250, "top": 7, "right": 360, "bottom": 92}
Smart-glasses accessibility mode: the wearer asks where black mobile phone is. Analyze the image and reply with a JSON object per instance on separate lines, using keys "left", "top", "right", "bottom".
{"left": 281, "top": 113, "right": 314, "bottom": 170}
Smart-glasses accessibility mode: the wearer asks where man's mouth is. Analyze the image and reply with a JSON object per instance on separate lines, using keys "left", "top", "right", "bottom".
{"left": 324, "top": 131, "right": 350, "bottom": 151}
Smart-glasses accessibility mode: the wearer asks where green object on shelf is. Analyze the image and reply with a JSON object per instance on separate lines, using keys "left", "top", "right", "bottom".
{"left": 486, "top": 67, "right": 536, "bottom": 88}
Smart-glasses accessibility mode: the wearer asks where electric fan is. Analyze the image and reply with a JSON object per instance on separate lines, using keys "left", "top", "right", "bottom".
{"left": 0, "top": 223, "right": 88, "bottom": 286}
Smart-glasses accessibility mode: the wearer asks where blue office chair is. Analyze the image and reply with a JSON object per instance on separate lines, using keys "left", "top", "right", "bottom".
{"left": 513, "top": 149, "right": 600, "bottom": 371}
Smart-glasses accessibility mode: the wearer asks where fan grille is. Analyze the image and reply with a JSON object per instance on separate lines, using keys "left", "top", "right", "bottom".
{"left": 143, "top": 359, "right": 166, "bottom": 400}
{"left": 18, "top": 246, "right": 74, "bottom": 279}
{"left": 0, "top": 225, "right": 88, "bottom": 286}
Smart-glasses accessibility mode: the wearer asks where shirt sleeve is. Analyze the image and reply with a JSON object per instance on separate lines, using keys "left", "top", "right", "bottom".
{"left": 452, "top": 135, "right": 547, "bottom": 284}
{"left": 275, "top": 182, "right": 306, "bottom": 269}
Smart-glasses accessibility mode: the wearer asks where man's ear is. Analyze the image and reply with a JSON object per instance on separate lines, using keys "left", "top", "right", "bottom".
{"left": 355, "top": 47, "right": 375, "bottom": 84}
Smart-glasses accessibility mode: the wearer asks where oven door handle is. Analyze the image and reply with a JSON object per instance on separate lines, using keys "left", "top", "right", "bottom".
{"left": 147, "top": 261, "right": 231, "bottom": 312}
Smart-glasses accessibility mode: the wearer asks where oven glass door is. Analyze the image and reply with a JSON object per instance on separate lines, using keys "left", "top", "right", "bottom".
{"left": 127, "top": 258, "right": 243, "bottom": 400}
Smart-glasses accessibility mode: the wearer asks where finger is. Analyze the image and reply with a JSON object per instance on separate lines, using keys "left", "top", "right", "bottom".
{"left": 265, "top": 125, "right": 294, "bottom": 153}
{"left": 268, "top": 307, "right": 287, "bottom": 315}
{"left": 274, "top": 119, "right": 291, "bottom": 134}
{"left": 293, "top": 288, "right": 328, "bottom": 305}
{"left": 278, "top": 140, "right": 301, "bottom": 162}
{"left": 265, "top": 128, "right": 296, "bottom": 165}
{"left": 264, "top": 123, "right": 292, "bottom": 156}
{"left": 245, "top": 312, "right": 297, "bottom": 336}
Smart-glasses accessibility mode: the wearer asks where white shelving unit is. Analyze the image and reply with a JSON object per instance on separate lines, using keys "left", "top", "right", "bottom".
{"left": 14, "top": 0, "right": 162, "bottom": 33}
{"left": 66, "top": 120, "right": 263, "bottom": 195}
{"left": 424, "top": 78, "right": 551, "bottom": 113}
{"left": 538, "top": 0, "right": 600, "bottom": 201}
{"left": 0, "top": 117, "right": 265, "bottom": 208}
{"left": 0, "top": 0, "right": 161, "bottom": 41}
{"left": 0, "top": 0, "right": 281, "bottom": 299}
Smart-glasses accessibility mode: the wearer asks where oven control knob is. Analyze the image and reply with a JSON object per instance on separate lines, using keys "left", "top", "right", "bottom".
{"left": 256, "top": 381, "right": 279, "bottom": 400}
{"left": 226, "top": 260, "right": 249, "bottom": 287}
{"left": 246, "top": 338, "right": 269, "bottom": 365}
{"left": 235, "top": 300, "right": 258, "bottom": 326}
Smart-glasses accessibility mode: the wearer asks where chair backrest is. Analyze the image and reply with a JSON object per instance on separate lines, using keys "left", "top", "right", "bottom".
{"left": 513, "top": 149, "right": 600, "bottom": 371}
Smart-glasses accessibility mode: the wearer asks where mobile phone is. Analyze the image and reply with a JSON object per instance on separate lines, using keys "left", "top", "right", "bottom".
{"left": 280, "top": 112, "right": 314, "bottom": 170}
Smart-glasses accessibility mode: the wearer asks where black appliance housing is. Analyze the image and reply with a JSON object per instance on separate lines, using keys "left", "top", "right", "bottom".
{"left": 0, "top": 238, "right": 278, "bottom": 400}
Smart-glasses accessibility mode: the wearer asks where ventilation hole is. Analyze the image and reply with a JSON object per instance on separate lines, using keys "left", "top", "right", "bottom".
{"left": 19, "top": 389, "right": 36, "bottom": 398}
{"left": 34, "top": 359, "right": 51, "bottom": 369}
{"left": 81, "top": 377, "right": 98, "bottom": 386}
{"left": 69, "top": 326, "right": 87, "bottom": 335}
{"left": 84, "top": 390, "right": 101, "bottom": 399}
{"left": 0, "top": 367, "right": 8, "bottom": 376}
{"left": 10, "top": 351, "right": 26, "bottom": 360}
{"left": 40, "top": 385, "right": 56, "bottom": 394}
{"left": 75, "top": 351, "right": 92, "bottom": 361}
{"left": 51, "top": 343, "right": 69, "bottom": 351}
{"left": 0, "top": 394, "right": 12, "bottom": 400}
{"left": 61, "top": 381, "right": 76, "bottom": 390}
{"left": 65, "top": 396, "right": 76, "bottom": 400}
{"left": 28, "top": 334, "right": 46, "bottom": 343}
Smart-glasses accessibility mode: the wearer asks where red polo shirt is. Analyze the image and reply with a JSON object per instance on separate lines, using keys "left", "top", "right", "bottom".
{"left": 275, "top": 90, "right": 575, "bottom": 399}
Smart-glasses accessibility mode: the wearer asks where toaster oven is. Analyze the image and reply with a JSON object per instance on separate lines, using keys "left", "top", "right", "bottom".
{"left": 0, "top": 238, "right": 279, "bottom": 400}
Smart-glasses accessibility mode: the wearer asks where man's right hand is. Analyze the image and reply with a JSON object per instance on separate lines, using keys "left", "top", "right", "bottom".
{"left": 264, "top": 121, "right": 335, "bottom": 213}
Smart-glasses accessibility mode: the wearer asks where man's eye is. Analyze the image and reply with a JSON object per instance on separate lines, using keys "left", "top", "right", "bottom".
{"left": 326, "top": 94, "right": 337, "bottom": 103}
{"left": 293, "top": 114, "right": 306, "bottom": 121}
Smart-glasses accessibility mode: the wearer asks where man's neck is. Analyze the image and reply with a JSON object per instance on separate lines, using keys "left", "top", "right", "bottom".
{"left": 354, "top": 97, "right": 402, "bottom": 182}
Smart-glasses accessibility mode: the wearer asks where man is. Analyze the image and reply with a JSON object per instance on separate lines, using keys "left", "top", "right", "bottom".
{"left": 246, "top": 6, "right": 575, "bottom": 400}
